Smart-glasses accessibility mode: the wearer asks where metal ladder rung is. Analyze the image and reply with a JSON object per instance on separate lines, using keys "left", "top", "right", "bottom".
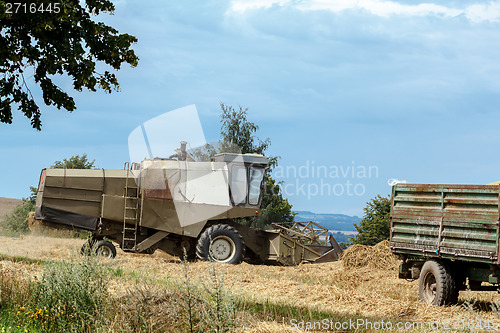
{"left": 123, "top": 168, "right": 142, "bottom": 251}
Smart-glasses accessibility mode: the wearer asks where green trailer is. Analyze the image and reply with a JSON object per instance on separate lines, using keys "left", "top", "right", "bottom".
{"left": 390, "top": 183, "right": 500, "bottom": 305}
{"left": 34, "top": 146, "right": 342, "bottom": 265}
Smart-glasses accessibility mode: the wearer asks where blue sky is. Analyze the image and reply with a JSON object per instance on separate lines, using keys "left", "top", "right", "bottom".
{"left": 2, "top": 0, "right": 500, "bottom": 216}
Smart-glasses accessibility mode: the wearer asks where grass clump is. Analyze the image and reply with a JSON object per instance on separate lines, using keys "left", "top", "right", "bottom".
{"left": 198, "top": 265, "right": 238, "bottom": 332}
{"left": 175, "top": 256, "right": 241, "bottom": 333}
{"left": 108, "top": 283, "right": 183, "bottom": 332}
{"left": 0, "top": 249, "right": 110, "bottom": 332}
{"left": 30, "top": 255, "right": 109, "bottom": 331}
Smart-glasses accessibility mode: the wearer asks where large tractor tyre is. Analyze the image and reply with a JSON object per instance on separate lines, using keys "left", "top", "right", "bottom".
{"left": 81, "top": 239, "right": 117, "bottom": 258}
{"left": 196, "top": 224, "right": 245, "bottom": 264}
{"left": 418, "top": 260, "right": 456, "bottom": 306}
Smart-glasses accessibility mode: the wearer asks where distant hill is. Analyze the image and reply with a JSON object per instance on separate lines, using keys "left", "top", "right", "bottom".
{"left": 294, "top": 211, "right": 360, "bottom": 232}
{"left": 0, "top": 197, "right": 22, "bottom": 222}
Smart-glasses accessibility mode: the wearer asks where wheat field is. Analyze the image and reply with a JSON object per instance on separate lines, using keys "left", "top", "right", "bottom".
{"left": 1, "top": 235, "right": 499, "bottom": 332}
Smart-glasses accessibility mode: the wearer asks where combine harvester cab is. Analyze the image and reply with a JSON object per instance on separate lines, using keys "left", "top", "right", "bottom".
{"left": 34, "top": 144, "right": 342, "bottom": 265}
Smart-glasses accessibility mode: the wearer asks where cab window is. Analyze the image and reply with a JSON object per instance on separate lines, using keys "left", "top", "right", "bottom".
{"left": 248, "top": 167, "right": 265, "bottom": 205}
{"left": 230, "top": 165, "right": 247, "bottom": 205}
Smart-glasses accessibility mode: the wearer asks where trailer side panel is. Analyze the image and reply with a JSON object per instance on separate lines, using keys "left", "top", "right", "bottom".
{"left": 390, "top": 183, "right": 500, "bottom": 264}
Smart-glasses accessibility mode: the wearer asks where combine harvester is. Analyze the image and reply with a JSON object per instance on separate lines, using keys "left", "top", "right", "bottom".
{"left": 34, "top": 143, "right": 342, "bottom": 265}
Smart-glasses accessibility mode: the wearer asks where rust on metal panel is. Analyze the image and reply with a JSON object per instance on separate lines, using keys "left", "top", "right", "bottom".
{"left": 144, "top": 188, "right": 173, "bottom": 200}
{"left": 436, "top": 190, "right": 444, "bottom": 255}
{"left": 391, "top": 183, "right": 500, "bottom": 265}
{"left": 497, "top": 184, "right": 500, "bottom": 264}
{"left": 143, "top": 180, "right": 173, "bottom": 200}
{"left": 390, "top": 185, "right": 395, "bottom": 241}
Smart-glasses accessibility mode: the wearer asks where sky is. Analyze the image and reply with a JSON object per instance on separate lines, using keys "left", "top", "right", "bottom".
{"left": 2, "top": 0, "right": 500, "bottom": 216}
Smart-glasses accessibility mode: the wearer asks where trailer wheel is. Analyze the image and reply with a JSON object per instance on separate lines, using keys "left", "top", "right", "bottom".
{"left": 96, "top": 240, "right": 117, "bottom": 258}
{"left": 81, "top": 240, "right": 116, "bottom": 258}
{"left": 418, "top": 260, "right": 456, "bottom": 306}
{"left": 196, "top": 224, "right": 245, "bottom": 264}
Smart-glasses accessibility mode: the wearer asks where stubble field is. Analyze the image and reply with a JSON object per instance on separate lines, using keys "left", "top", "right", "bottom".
{"left": 1, "top": 233, "right": 499, "bottom": 332}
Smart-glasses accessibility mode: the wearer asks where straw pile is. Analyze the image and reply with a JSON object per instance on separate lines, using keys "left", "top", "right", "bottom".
{"left": 342, "top": 240, "right": 399, "bottom": 270}
{"left": 27, "top": 211, "right": 41, "bottom": 232}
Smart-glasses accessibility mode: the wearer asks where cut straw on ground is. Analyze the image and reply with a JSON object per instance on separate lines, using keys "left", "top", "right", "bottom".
{"left": 1, "top": 235, "right": 500, "bottom": 332}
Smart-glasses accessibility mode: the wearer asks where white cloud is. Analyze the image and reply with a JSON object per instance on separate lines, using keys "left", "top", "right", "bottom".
{"left": 296, "top": 0, "right": 462, "bottom": 18}
{"left": 228, "top": 0, "right": 500, "bottom": 22}
{"left": 466, "top": 2, "right": 500, "bottom": 22}
{"left": 230, "top": 0, "right": 288, "bottom": 13}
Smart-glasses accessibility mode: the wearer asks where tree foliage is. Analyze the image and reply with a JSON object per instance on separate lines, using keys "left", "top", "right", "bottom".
{"left": 249, "top": 177, "right": 295, "bottom": 230}
{"left": 3, "top": 189, "right": 35, "bottom": 233}
{"left": 218, "top": 103, "right": 295, "bottom": 229}
{"left": 348, "top": 195, "right": 391, "bottom": 246}
{"left": 220, "top": 103, "right": 270, "bottom": 157}
{"left": 0, "top": 0, "right": 138, "bottom": 130}
{"left": 51, "top": 153, "right": 95, "bottom": 169}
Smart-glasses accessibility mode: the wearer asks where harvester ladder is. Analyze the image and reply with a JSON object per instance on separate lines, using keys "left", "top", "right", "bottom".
{"left": 122, "top": 164, "right": 139, "bottom": 251}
